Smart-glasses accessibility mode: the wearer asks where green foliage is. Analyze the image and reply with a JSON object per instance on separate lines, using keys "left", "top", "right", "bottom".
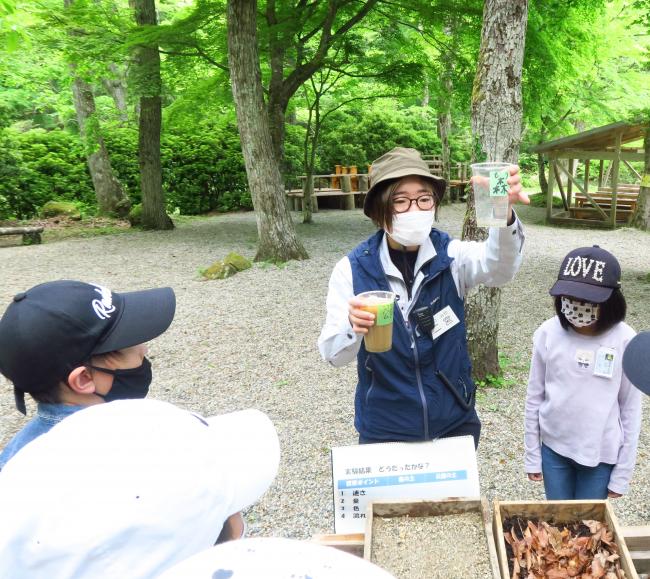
{"left": 0, "top": 128, "right": 94, "bottom": 219}
{"left": 316, "top": 104, "right": 440, "bottom": 173}
{"left": 40, "top": 200, "right": 81, "bottom": 219}
{"left": 162, "top": 122, "right": 249, "bottom": 215}
{"left": 103, "top": 120, "right": 250, "bottom": 215}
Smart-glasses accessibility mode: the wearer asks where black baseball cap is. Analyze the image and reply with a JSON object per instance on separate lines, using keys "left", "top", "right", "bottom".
{"left": 549, "top": 245, "right": 621, "bottom": 303}
{"left": 622, "top": 331, "right": 650, "bottom": 396}
{"left": 0, "top": 280, "right": 176, "bottom": 414}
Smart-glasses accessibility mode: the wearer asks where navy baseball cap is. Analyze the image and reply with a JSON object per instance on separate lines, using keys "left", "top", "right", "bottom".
{"left": 623, "top": 331, "right": 650, "bottom": 396}
{"left": 0, "top": 281, "right": 176, "bottom": 414}
{"left": 549, "top": 245, "right": 621, "bottom": 303}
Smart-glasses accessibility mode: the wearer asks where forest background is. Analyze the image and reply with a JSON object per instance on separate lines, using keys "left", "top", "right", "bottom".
{"left": 0, "top": 0, "right": 648, "bottom": 225}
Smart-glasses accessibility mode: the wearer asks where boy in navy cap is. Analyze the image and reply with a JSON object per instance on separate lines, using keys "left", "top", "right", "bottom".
{"left": 0, "top": 280, "right": 176, "bottom": 469}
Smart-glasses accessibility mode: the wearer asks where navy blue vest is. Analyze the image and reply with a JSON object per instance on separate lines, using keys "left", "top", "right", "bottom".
{"left": 349, "top": 229, "right": 477, "bottom": 441}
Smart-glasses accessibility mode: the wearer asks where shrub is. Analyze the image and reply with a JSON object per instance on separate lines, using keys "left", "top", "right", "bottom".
{"left": 0, "top": 128, "right": 94, "bottom": 219}
{"left": 104, "top": 121, "right": 249, "bottom": 215}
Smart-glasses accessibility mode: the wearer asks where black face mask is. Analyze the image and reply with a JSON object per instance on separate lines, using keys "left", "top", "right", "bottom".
{"left": 90, "top": 357, "right": 152, "bottom": 402}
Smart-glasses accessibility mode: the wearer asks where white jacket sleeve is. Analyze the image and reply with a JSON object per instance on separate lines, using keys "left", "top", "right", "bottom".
{"left": 524, "top": 327, "right": 546, "bottom": 474}
{"left": 448, "top": 213, "right": 525, "bottom": 298}
{"left": 317, "top": 257, "right": 363, "bottom": 367}
{"left": 608, "top": 367, "right": 642, "bottom": 495}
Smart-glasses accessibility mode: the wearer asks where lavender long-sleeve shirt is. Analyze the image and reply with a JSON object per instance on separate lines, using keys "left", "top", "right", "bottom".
{"left": 524, "top": 316, "right": 642, "bottom": 494}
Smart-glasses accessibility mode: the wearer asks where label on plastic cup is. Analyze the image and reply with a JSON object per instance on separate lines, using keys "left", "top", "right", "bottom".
{"left": 375, "top": 302, "right": 393, "bottom": 326}
{"left": 489, "top": 170, "right": 509, "bottom": 197}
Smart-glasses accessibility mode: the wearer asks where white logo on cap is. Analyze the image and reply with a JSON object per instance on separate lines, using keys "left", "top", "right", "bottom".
{"left": 91, "top": 284, "right": 116, "bottom": 320}
{"left": 562, "top": 257, "right": 606, "bottom": 283}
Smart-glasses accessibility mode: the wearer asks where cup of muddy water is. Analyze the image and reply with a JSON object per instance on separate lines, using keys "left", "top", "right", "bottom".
{"left": 357, "top": 290, "right": 396, "bottom": 353}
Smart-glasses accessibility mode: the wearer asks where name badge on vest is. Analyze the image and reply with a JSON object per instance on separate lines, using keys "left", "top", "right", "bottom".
{"left": 593, "top": 347, "right": 616, "bottom": 379}
{"left": 431, "top": 306, "right": 460, "bottom": 340}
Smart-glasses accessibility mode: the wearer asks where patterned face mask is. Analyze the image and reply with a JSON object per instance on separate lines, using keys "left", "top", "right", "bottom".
{"left": 560, "top": 297, "right": 600, "bottom": 328}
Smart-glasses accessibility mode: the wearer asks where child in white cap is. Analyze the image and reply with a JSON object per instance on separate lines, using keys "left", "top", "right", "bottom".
{"left": 0, "top": 399, "right": 280, "bottom": 578}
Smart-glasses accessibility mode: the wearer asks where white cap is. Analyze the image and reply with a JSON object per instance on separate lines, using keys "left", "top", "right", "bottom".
{"left": 0, "top": 399, "right": 280, "bottom": 579}
{"left": 157, "top": 537, "right": 396, "bottom": 579}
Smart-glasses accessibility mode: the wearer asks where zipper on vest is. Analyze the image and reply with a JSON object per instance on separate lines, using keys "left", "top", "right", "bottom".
{"left": 408, "top": 326, "right": 429, "bottom": 440}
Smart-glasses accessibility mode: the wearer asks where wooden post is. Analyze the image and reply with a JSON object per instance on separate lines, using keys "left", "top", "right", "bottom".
{"left": 341, "top": 174, "right": 352, "bottom": 193}
{"left": 610, "top": 133, "right": 622, "bottom": 227}
{"left": 567, "top": 158, "right": 574, "bottom": 208}
{"left": 598, "top": 160, "right": 604, "bottom": 189}
{"left": 349, "top": 165, "right": 358, "bottom": 191}
{"left": 553, "top": 161, "right": 568, "bottom": 211}
{"left": 340, "top": 174, "right": 354, "bottom": 209}
{"left": 546, "top": 154, "right": 556, "bottom": 221}
{"left": 332, "top": 165, "right": 341, "bottom": 189}
{"left": 584, "top": 159, "right": 590, "bottom": 200}
{"left": 358, "top": 175, "right": 369, "bottom": 192}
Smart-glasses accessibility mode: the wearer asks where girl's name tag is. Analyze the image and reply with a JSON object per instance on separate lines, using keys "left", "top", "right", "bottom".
{"left": 593, "top": 347, "right": 616, "bottom": 379}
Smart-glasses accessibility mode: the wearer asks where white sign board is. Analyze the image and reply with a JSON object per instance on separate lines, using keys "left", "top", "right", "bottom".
{"left": 331, "top": 435, "right": 480, "bottom": 534}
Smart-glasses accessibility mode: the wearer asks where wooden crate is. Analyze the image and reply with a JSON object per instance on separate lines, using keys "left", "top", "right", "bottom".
{"left": 364, "top": 497, "right": 501, "bottom": 579}
{"left": 493, "top": 500, "right": 638, "bottom": 579}
{"left": 622, "top": 526, "right": 650, "bottom": 576}
{"left": 310, "top": 533, "right": 364, "bottom": 558}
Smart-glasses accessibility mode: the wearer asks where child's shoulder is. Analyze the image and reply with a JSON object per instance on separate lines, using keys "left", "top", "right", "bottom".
{"left": 610, "top": 320, "right": 636, "bottom": 341}
{"left": 531, "top": 317, "right": 564, "bottom": 347}
{"left": 535, "top": 316, "right": 562, "bottom": 335}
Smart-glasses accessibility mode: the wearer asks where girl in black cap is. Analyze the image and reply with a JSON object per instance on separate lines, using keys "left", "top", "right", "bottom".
{"left": 318, "top": 147, "right": 527, "bottom": 448}
{"left": 524, "top": 246, "right": 642, "bottom": 499}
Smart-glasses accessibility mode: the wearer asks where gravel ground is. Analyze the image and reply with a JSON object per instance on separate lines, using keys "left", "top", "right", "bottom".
{"left": 0, "top": 204, "right": 649, "bottom": 538}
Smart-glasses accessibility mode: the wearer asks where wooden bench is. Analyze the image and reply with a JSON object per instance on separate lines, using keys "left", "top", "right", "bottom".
{"left": 573, "top": 188, "right": 639, "bottom": 222}
{"left": 0, "top": 226, "right": 44, "bottom": 245}
{"left": 569, "top": 206, "right": 634, "bottom": 223}
{"left": 285, "top": 173, "right": 368, "bottom": 211}
{"left": 286, "top": 188, "right": 365, "bottom": 211}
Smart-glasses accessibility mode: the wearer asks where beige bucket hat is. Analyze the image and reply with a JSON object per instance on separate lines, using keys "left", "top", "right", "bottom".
{"left": 363, "top": 147, "right": 446, "bottom": 216}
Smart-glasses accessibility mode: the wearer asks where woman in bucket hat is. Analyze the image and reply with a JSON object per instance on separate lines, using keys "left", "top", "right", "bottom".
{"left": 318, "top": 147, "right": 528, "bottom": 447}
{"left": 524, "top": 246, "right": 641, "bottom": 499}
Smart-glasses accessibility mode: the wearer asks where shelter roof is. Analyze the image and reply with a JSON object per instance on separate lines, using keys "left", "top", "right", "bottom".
{"left": 530, "top": 121, "right": 647, "bottom": 153}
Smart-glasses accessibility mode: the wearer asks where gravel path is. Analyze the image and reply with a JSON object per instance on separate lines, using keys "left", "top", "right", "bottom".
{"left": 0, "top": 204, "right": 649, "bottom": 538}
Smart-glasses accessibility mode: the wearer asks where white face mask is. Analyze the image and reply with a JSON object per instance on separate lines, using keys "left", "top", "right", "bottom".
{"left": 560, "top": 296, "right": 600, "bottom": 328}
{"left": 388, "top": 210, "right": 434, "bottom": 247}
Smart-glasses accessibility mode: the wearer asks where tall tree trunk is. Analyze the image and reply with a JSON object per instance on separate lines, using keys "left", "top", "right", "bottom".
{"left": 631, "top": 126, "right": 650, "bottom": 230}
{"left": 463, "top": 0, "right": 528, "bottom": 381}
{"left": 422, "top": 70, "right": 430, "bottom": 109}
{"left": 133, "top": 0, "right": 173, "bottom": 230}
{"left": 102, "top": 63, "right": 129, "bottom": 122}
{"left": 437, "top": 19, "right": 458, "bottom": 203}
{"left": 227, "top": 0, "right": 308, "bottom": 262}
{"left": 65, "top": 0, "right": 130, "bottom": 217}
{"left": 437, "top": 68, "right": 453, "bottom": 202}
{"left": 70, "top": 77, "right": 131, "bottom": 217}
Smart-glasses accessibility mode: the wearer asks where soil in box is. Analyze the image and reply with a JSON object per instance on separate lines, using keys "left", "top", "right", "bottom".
{"left": 503, "top": 516, "right": 627, "bottom": 579}
{"left": 371, "top": 512, "right": 494, "bottom": 578}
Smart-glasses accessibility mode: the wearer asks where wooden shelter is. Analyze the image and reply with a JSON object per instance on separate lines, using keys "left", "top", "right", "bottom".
{"left": 530, "top": 121, "right": 647, "bottom": 228}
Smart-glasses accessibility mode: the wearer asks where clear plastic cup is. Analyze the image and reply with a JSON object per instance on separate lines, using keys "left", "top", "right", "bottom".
{"left": 470, "top": 162, "right": 511, "bottom": 227}
{"left": 356, "top": 290, "right": 396, "bottom": 353}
